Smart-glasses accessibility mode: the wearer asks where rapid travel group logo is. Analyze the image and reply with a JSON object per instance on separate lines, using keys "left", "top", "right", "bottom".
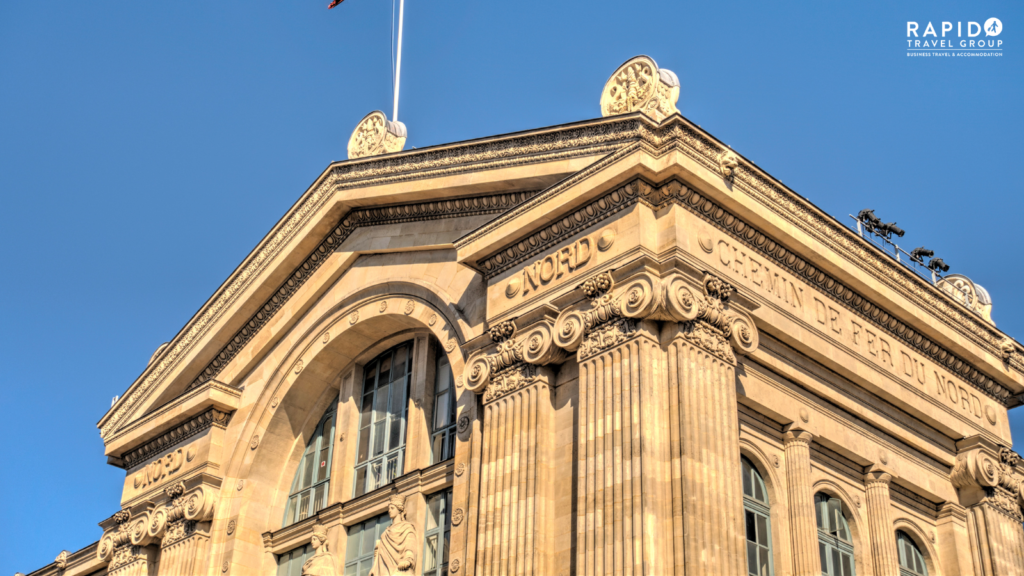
{"left": 906, "top": 18, "right": 1003, "bottom": 58}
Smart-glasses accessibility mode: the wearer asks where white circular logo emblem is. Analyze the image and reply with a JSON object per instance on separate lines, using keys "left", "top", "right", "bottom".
{"left": 985, "top": 18, "right": 1002, "bottom": 37}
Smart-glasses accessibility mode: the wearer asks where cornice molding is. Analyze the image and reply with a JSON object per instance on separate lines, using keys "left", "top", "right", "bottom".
{"left": 477, "top": 176, "right": 1016, "bottom": 405}
{"left": 461, "top": 118, "right": 1021, "bottom": 390}
{"left": 186, "top": 190, "right": 537, "bottom": 392}
{"left": 121, "top": 408, "right": 231, "bottom": 470}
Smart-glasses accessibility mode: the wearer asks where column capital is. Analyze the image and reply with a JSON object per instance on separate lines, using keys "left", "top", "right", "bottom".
{"left": 782, "top": 426, "right": 814, "bottom": 446}
{"left": 465, "top": 315, "right": 566, "bottom": 403}
{"left": 864, "top": 469, "right": 894, "bottom": 485}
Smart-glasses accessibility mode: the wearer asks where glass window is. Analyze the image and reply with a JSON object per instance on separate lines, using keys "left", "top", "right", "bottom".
{"left": 276, "top": 543, "right": 314, "bottom": 576}
{"left": 423, "top": 488, "right": 453, "bottom": 576}
{"left": 353, "top": 342, "right": 414, "bottom": 497}
{"left": 344, "top": 513, "right": 392, "bottom": 576}
{"left": 816, "top": 493, "right": 856, "bottom": 576}
{"left": 896, "top": 531, "right": 927, "bottom": 576}
{"left": 741, "top": 457, "right": 773, "bottom": 576}
{"left": 283, "top": 400, "right": 338, "bottom": 527}
{"left": 430, "top": 354, "right": 457, "bottom": 464}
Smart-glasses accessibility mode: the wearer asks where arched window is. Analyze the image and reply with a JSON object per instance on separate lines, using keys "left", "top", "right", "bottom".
{"left": 282, "top": 401, "right": 337, "bottom": 526}
{"left": 896, "top": 531, "right": 927, "bottom": 576}
{"left": 353, "top": 342, "right": 414, "bottom": 497}
{"left": 742, "top": 457, "right": 773, "bottom": 576}
{"left": 430, "top": 353, "right": 457, "bottom": 463}
{"left": 816, "top": 493, "right": 855, "bottom": 576}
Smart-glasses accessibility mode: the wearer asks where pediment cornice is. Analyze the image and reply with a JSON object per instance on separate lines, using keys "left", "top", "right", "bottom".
{"left": 457, "top": 116, "right": 1024, "bottom": 404}
{"left": 98, "top": 115, "right": 651, "bottom": 441}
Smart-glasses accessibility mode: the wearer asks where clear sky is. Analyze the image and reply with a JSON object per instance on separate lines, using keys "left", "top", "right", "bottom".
{"left": 1, "top": 0, "right": 1021, "bottom": 572}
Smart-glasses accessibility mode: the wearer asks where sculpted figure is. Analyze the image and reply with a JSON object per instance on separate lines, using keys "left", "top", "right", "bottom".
{"left": 301, "top": 524, "right": 339, "bottom": 576}
{"left": 369, "top": 495, "right": 417, "bottom": 576}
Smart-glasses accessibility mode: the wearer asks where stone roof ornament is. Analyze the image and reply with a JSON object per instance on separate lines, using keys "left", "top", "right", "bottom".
{"left": 600, "top": 55, "right": 680, "bottom": 122}
{"left": 347, "top": 110, "right": 407, "bottom": 159}
{"left": 936, "top": 274, "right": 994, "bottom": 325}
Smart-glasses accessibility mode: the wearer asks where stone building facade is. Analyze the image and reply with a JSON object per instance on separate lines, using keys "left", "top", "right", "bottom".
{"left": 23, "top": 56, "right": 1024, "bottom": 576}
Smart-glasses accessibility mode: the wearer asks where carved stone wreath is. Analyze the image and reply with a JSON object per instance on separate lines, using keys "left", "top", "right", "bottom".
{"left": 451, "top": 508, "right": 465, "bottom": 526}
{"left": 456, "top": 415, "right": 470, "bottom": 435}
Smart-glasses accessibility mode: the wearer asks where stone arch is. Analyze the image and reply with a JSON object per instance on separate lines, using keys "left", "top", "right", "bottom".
{"left": 213, "top": 284, "right": 471, "bottom": 573}
{"left": 812, "top": 478, "right": 869, "bottom": 574}
{"left": 893, "top": 516, "right": 942, "bottom": 576}
{"left": 739, "top": 440, "right": 788, "bottom": 573}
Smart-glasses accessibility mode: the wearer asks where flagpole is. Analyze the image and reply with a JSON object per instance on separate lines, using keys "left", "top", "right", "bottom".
{"left": 393, "top": 0, "right": 405, "bottom": 122}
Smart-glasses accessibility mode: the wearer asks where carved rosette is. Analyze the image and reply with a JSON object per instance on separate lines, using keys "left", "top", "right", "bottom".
{"left": 347, "top": 110, "right": 407, "bottom": 159}
{"left": 600, "top": 55, "right": 680, "bottom": 122}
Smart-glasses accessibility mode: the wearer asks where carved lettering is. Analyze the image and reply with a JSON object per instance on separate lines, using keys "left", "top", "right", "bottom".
{"left": 704, "top": 231, "right": 989, "bottom": 423}
{"left": 516, "top": 236, "right": 595, "bottom": 297}
{"left": 828, "top": 306, "right": 842, "bottom": 336}
{"left": 132, "top": 448, "right": 184, "bottom": 490}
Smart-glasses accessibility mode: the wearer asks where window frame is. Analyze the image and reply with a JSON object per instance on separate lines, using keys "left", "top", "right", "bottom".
{"left": 352, "top": 342, "right": 415, "bottom": 498}
{"left": 741, "top": 456, "right": 774, "bottom": 576}
{"left": 896, "top": 530, "right": 928, "bottom": 576}
{"left": 815, "top": 493, "right": 856, "bottom": 576}
{"left": 276, "top": 543, "right": 314, "bottom": 576}
{"left": 422, "top": 488, "right": 453, "bottom": 576}
{"left": 429, "top": 353, "right": 457, "bottom": 464}
{"left": 344, "top": 513, "right": 393, "bottom": 576}
{"left": 282, "top": 400, "right": 337, "bottom": 527}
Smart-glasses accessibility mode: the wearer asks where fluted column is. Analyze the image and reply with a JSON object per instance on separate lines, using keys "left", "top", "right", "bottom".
{"left": 951, "top": 437, "right": 1024, "bottom": 575}
{"left": 783, "top": 428, "right": 819, "bottom": 576}
{"left": 865, "top": 471, "right": 899, "bottom": 576}
{"left": 465, "top": 320, "right": 563, "bottom": 576}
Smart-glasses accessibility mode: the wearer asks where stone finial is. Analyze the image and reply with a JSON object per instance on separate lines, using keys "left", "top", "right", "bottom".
{"left": 347, "top": 110, "right": 407, "bottom": 159}
{"left": 55, "top": 551, "right": 68, "bottom": 570}
{"left": 600, "top": 55, "right": 680, "bottom": 122}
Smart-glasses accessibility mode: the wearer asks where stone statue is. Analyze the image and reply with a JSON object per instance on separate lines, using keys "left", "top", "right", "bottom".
{"left": 301, "top": 524, "right": 339, "bottom": 576}
{"left": 368, "top": 494, "right": 417, "bottom": 576}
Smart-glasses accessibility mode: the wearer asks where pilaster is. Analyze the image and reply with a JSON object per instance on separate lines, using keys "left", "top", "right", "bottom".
{"left": 782, "top": 428, "right": 818, "bottom": 576}
{"left": 951, "top": 437, "right": 1024, "bottom": 575}
{"left": 864, "top": 470, "right": 899, "bottom": 576}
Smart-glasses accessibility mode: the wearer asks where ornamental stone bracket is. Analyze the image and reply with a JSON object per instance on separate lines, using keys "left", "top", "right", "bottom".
{"left": 98, "top": 480, "right": 218, "bottom": 574}
{"left": 465, "top": 268, "right": 760, "bottom": 402}
{"left": 951, "top": 436, "right": 1024, "bottom": 523}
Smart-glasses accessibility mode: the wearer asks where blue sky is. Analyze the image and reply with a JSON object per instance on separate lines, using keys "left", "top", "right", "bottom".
{"left": 1, "top": 0, "right": 1020, "bottom": 572}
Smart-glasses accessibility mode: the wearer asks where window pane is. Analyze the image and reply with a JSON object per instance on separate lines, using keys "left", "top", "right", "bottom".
{"left": 388, "top": 410, "right": 404, "bottom": 451}
{"left": 756, "top": 514, "right": 768, "bottom": 546}
{"left": 374, "top": 381, "right": 390, "bottom": 421}
{"left": 379, "top": 354, "right": 392, "bottom": 386}
{"left": 300, "top": 454, "right": 315, "bottom": 490}
{"left": 742, "top": 460, "right": 752, "bottom": 497}
{"left": 392, "top": 346, "right": 407, "bottom": 379}
{"left": 745, "top": 510, "right": 756, "bottom": 543}
{"left": 285, "top": 495, "right": 297, "bottom": 525}
{"left": 298, "top": 491, "right": 310, "bottom": 521}
{"left": 357, "top": 424, "right": 371, "bottom": 463}
{"left": 372, "top": 421, "right": 385, "bottom": 456}
{"left": 434, "top": 391, "right": 450, "bottom": 431}
{"left": 359, "top": 390, "right": 373, "bottom": 428}
{"left": 354, "top": 467, "right": 366, "bottom": 497}
{"left": 831, "top": 549, "right": 841, "bottom": 576}
{"left": 369, "top": 460, "right": 382, "bottom": 491}
{"left": 361, "top": 520, "right": 377, "bottom": 556}
{"left": 317, "top": 446, "right": 331, "bottom": 483}
{"left": 432, "top": 432, "right": 444, "bottom": 463}
{"left": 386, "top": 455, "right": 401, "bottom": 483}
{"left": 424, "top": 535, "right": 438, "bottom": 571}
{"left": 819, "top": 542, "right": 828, "bottom": 574}
{"left": 746, "top": 541, "right": 757, "bottom": 575}
{"left": 754, "top": 475, "right": 765, "bottom": 503}
{"left": 389, "top": 373, "right": 406, "bottom": 416}
{"left": 841, "top": 552, "right": 853, "bottom": 576}
{"left": 344, "top": 563, "right": 357, "bottom": 576}
{"left": 816, "top": 496, "right": 825, "bottom": 530}
{"left": 346, "top": 523, "right": 363, "bottom": 560}
{"left": 312, "top": 484, "right": 326, "bottom": 515}
{"left": 427, "top": 493, "right": 441, "bottom": 530}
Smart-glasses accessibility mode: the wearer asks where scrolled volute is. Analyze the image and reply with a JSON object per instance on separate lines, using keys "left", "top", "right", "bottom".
{"left": 521, "top": 322, "right": 569, "bottom": 366}
{"left": 728, "top": 309, "right": 759, "bottom": 355}
{"left": 129, "top": 510, "right": 157, "bottom": 546}
{"left": 464, "top": 353, "right": 492, "bottom": 394}
{"left": 184, "top": 485, "right": 217, "bottom": 522}
{"left": 951, "top": 447, "right": 1001, "bottom": 490}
